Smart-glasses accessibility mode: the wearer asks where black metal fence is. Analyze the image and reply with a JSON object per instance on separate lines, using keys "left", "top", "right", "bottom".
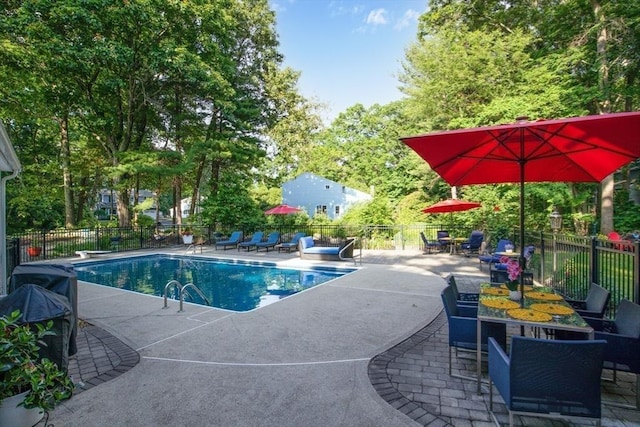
{"left": 8, "top": 224, "right": 638, "bottom": 317}
{"left": 523, "top": 231, "right": 638, "bottom": 317}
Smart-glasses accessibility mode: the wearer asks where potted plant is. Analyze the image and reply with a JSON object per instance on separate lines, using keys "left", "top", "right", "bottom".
{"left": 181, "top": 228, "right": 193, "bottom": 244}
{"left": 500, "top": 256, "right": 523, "bottom": 300}
{"left": 26, "top": 238, "right": 42, "bottom": 257}
{"left": 0, "top": 310, "right": 74, "bottom": 427}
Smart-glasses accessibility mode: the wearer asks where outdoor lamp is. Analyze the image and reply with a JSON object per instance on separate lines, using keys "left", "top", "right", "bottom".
{"left": 550, "top": 209, "right": 562, "bottom": 233}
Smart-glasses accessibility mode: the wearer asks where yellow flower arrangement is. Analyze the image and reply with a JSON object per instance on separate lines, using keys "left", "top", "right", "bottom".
{"left": 481, "top": 299, "right": 520, "bottom": 310}
{"left": 507, "top": 308, "right": 553, "bottom": 322}
{"left": 530, "top": 303, "right": 574, "bottom": 315}
{"left": 525, "top": 291, "right": 563, "bottom": 301}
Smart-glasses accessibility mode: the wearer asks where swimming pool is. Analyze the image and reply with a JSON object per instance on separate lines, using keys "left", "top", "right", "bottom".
{"left": 74, "top": 255, "right": 355, "bottom": 312}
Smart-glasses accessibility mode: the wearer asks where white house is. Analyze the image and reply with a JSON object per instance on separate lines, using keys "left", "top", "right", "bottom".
{"left": 95, "top": 189, "right": 157, "bottom": 219}
{"left": 282, "top": 173, "right": 372, "bottom": 220}
{"left": 171, "top": 197, "right": 201, "bottom": 219}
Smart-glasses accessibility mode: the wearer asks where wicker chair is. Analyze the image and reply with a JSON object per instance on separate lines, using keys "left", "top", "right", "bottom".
{"left": 441, "top": 286, "right": 506, "bottom": 380}
{"left": 584, "top": 299, "right": 640, "bottom": 409}
{"left": 488, "top": 336, "right": 606, "bottom": 426}
{"left": 564, "top": 282, "right": 610, "bottom": 318}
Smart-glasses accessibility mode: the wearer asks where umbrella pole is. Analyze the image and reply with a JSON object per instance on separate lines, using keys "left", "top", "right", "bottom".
{"left": 519, "top": 159, "right": 526, "bottom": 309}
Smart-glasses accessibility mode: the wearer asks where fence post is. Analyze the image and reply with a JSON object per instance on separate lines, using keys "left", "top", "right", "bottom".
{"left": 590, "top": 236, "right": 598, "bottom": 285}
{"left": 539, "top": 231, "right": 545, "bottom": 284}
{"left": 634, "top": 241, "right": 640, "bottom": 305}
{"left": 41, "top": 230, "right": 46, "bottom": 260}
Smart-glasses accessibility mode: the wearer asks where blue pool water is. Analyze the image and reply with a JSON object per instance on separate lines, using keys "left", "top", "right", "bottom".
{"left": 74, "top": 255, "right": 355, "bottom": 312}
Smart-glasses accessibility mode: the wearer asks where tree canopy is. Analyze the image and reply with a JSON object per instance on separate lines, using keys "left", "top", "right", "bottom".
{"left": 0, "top": 0, "right": 638, "bottom": 234}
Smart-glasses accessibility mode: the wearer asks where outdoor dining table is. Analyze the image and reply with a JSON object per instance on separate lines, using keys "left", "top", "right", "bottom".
{"left": 439, "top": 237, "right": 467, "bottom": 254}
{"left": 475, "top": 284, "right": 594, "bottom": 393}
{"left": 494, "top": 251, "right": 520, "bottom": 258}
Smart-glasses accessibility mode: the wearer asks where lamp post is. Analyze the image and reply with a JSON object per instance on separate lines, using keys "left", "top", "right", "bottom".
{"left": 550, "top": 209, "right": 562, "bottom": 276}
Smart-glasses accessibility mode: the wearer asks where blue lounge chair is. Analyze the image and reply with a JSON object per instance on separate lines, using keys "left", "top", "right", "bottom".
{"left": 479, "top": 239, "right": 512, "bottom": 270}
{"left": 420, "top": 232, "right": 441, "bottom": 254}
{"left": 278, "top": 232, "right": 306, "bottom": 253}
{"left": 255, "top": 232, "right": 281, "bottom": 252}
{"left": 298, "top": 236, "right": 356, "bottom": 262}
{"left": 460, "top": 230, "right": 484, "bottom": 255}
{"left": 238, "top": 232, "right": 264, "bottom": 251}
{"left": 214, "top": 231, "right": 242, "bottom": 250}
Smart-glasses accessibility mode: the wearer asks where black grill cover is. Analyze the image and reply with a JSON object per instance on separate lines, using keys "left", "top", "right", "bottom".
{"left": 9, "top": 264, "right": 78, "bottom": 355}
{"left": 0, "top": 284, "right": 74, "bottom": 371}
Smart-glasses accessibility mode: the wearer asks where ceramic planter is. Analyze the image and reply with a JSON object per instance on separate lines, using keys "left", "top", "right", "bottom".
{"left": 27, "top": 246, "right": 42, "bottom": 257}
{"left": 0, "top": 390, "right": 44, "bottom": 427}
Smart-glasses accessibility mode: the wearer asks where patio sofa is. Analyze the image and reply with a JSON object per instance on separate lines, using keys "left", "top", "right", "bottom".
{"left": 298, "top": 236, "right": 355, "bottom": 261}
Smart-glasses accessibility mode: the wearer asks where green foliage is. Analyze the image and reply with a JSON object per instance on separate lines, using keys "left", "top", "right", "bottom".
{"left": 614, "top": 189, "right": 640, "bottom": 232}
{"left": 0, "top": 0, "right": 638, "bottom": 232}
{"left": 0, "top": 310, "right": 73, "bottom": 410}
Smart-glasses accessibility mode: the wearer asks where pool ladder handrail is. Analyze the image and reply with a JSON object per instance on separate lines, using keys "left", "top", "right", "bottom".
{"left": 163, "top": 280, "right": 210, "bottom": 312}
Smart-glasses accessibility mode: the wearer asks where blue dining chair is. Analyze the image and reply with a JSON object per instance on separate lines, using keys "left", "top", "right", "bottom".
{"left": 488, "top": 336, "right": 606, "bottom": 427}
{"left": 584, "top": 299, "right": 640, "bottom": 409}
{"left": 441, "top": 286, "right": 506, "bottom": 380}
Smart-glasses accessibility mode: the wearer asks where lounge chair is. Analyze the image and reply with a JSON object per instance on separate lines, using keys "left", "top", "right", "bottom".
{"left": 298, "top": 236, "right": 356, "bottom": 262}
{"left": 460, "top": 230, "right": 484, "bottom": 255}
{"left": 238, "top": 232, "right": 264, "bottom": 251}
{"left": 214, "top": 231, "right": 242, "bottom": 250}
{"left": 420, "top": 232, "right": 441, "bottom": 254}
{"left": 255, "top": 232, "right": 280, "bottom": 252}
{"left": 478, "top": 238, "right": 512, "bottom": 270}
{"left": 278, "top": 232, "right": 306, "bottom": 253}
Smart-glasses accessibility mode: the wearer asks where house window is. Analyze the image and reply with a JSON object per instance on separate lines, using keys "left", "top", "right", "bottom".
{"left": 335, "top": 206, "right": 340, "bottom": 216}
{"left": 316, "top": 205, "right": 327, "bottom": 214}
{"left": 325, "top": 184, "right": 330, "bottom": 190}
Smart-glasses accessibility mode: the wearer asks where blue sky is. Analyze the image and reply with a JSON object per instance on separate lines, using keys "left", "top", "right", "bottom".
{"left": 270, "top": 0, "right": 427, "bottom": 124}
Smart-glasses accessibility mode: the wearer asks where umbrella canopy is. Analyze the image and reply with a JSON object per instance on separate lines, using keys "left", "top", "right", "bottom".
{"left": 401, "top": 112, "right": 640, "bottom": 300}
{"left": 422, "top": 199, "right": 481, "bottom": 214}
{"left": 264, "top": 204, "right": 302, "bottom": 215}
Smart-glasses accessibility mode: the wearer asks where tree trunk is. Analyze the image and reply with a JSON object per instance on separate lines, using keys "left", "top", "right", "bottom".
{"left": 600, "top": 174, "right": 614, "bottom": 234}
{"left": 190, "top": 155, "right": 206, "bottom": 217}
{"left": 117, "top": 188, "right": 131, "bottom": 227}
{"left": 592, "top": 0, "right": 615, "bottom": 234}
{"left": 60, "top": 115, "right": 75, "bottom": 227}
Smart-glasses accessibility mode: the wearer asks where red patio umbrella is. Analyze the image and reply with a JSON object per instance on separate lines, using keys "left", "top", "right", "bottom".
{"left": 401, "top": 112, "right": 640, "bottom": 299}
{"left": 264, "top": 204, "right": 302, "bottom": 215}
{"left": 422, "top": 199, "right": 481, "bottom": 214}
{"left": 422, "top": 198, "right": 482, "bottom": 230}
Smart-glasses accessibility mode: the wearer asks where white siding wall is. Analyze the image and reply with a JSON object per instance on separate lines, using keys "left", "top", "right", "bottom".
{"left": 282, "top": 173, "right": 372, "bottom": 220}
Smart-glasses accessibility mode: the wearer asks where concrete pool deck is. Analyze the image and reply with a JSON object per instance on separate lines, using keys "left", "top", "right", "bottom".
{"left": 45, "top": 248, "right": 639, "bottom": 426}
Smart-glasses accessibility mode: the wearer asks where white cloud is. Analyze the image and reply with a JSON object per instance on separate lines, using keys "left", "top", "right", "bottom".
{"left": 366, "top": 8, "right": 388, "bottom": 26}
{"left": 394, "top": 9, "right": 420, "bottom": 31}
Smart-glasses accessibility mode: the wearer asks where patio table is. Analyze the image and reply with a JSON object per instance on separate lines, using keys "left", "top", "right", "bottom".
{"left": 476, "top": 284, "right": 594, "bottom": 393}
{"left": 494, "top": 251, "right": 520, "bottom": 258}
{"left": 439, "top": 237, "right": 467, "bottom": 254}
